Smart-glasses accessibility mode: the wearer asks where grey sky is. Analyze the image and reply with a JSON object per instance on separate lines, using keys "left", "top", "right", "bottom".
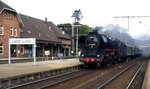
{"left": 2, "top": 0, "right": 150, "bottom": 38}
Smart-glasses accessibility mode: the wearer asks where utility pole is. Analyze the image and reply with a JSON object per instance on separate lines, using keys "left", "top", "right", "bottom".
{"left": 71, "top": 9, "right": 82, "bottom": 59}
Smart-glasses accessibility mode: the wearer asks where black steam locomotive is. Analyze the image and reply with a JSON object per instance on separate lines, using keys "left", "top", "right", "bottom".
{"left": 79, "top": 30, "right": 142, "bottom": 67}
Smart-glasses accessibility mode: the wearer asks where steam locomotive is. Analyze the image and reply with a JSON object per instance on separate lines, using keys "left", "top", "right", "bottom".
{"left": 79, "top": 30, "right": 142, "bottom": 67}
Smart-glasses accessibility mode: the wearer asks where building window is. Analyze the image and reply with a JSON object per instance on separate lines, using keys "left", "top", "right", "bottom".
{"left": 4, "top": 12, "right": 12, "bottom": 20}
{"left": 10, "top": 28, "right": 13, "bottom": 36}
{"left": 10, "top": 27, "right": 17, "bottom": 37}
{"left": 4, "top": 13, "right": 7, "bottom": 19}
{"left": 0, "top": 43, "right": 3, "bottom": 55}
{"left": 0, "top": 26, "right": 4, "bottom": 35}
{"left": 14, "top": 28, "right": 17, "bottom": 37}
{"left": 8, "top": 14, "right": 12, "bottom": 20}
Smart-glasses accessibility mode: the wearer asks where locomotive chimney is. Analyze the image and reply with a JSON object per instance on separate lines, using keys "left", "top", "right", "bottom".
{"left": 93, "top": 29, "right": 98, "bottom": 33}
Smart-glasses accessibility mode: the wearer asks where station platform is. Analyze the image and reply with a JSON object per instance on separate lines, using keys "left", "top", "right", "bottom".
{"left": 0, "top": 58, "right": 81, "bottom": 79}
{"left": 142, "top": 59, "right": 150, "bottom": 89}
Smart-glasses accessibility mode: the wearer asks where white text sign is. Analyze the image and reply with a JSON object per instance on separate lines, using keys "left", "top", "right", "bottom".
{"left": 10, "top": 38, "right": 35, "bottom": 45}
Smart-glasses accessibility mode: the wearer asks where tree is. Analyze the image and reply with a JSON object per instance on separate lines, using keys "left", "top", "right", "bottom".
{"left": 57, "top": 23, "right": 72, "bottom": 35}
{"left": 79, "top": 24, "right": 92, "bottom": 36}
{"left": 57, "top": 23, "right": 92, "bottom": 36}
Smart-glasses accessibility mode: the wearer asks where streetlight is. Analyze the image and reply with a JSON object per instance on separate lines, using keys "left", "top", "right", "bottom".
{"left": 71, "top": 9, "right": 82, "bottom": 59}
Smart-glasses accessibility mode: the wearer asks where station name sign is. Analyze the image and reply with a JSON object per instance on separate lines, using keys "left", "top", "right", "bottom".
{"left": 9, "top": 38, "right": 36, "bottom": 45}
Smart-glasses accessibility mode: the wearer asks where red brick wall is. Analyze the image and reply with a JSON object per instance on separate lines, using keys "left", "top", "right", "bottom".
{"left": 0, "top": 10, "right": 21, "bottom": 58}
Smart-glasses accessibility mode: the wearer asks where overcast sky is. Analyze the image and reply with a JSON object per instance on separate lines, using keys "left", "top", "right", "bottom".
{"left": 2, "top": 0, "right": 150, "bottom": 38}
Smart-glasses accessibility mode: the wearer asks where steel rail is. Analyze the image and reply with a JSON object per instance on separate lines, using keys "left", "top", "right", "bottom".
{"left": 126, "top": 59, "right": 147, "bottom": 89}
{"left": 97, "top": 60, "right": 140, "bottom": 89}
{"left": 39, "top": 70, "right": 93, "bottom": 89}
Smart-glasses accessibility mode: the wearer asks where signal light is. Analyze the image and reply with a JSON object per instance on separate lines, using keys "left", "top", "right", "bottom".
{"left": 86, "top": 58, "right": 90, "bottom": 62}
{"left": 91, "top": 58, "right": 95, "bottom": 62}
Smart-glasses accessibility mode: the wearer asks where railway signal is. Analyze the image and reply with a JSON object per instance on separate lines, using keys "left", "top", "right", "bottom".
{"left": 71, "top": 9, "right": 83, "bottom": 59}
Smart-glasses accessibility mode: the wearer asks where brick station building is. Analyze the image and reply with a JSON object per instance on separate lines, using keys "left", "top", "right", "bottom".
{"left": 0, "top": 1, "right": 71, "bottom": 59}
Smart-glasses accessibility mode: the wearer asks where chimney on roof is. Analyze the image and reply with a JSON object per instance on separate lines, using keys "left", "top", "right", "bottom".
{"left": 26, "top": 14, "right": 29, "bottom": 18}
{"left": 45, "top": 17, "right": 47, "bottom": 23}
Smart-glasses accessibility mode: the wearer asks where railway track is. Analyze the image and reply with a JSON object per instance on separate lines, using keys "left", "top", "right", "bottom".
{"left": 46, "top": 57, "right": 143, "bottom": 89}
{"left": 7, "top": 56, "right": 147, "bottom": 89}
{"left": 48, "top": 56, "right": 147, "bottom": 89}
{"left": 126, "top": 59, "right": 147, "bottom": 89}
{"left": 98, "top": 56, "right": 148, "bottom": 89}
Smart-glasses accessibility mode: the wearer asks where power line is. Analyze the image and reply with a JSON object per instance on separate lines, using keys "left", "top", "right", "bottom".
{"left": 114, "top": 16, "right": 150, "bottom": 31}
{"left": 114, "top": 16, "right": 150, "bottom": 18}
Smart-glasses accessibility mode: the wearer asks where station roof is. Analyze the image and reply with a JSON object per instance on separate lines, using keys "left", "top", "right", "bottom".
{"left": 0, "top": 1, "right": 16, "bottom": 13}
{"left": 19, "top": 14, "right": 61, "bottom": 44}
{"left": 47, "top": 22, "right": 71, "bottom": 40}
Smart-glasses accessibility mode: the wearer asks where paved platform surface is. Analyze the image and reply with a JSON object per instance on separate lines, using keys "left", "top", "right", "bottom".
{"left": 142, "top": 59, "right": 150, "bottom": 89}
{"left": 0, "top": 58, "right": 81, "bottom": 79}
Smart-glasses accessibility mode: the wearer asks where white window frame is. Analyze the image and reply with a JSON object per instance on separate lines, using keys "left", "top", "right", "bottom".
{"left": 10, "top": 27, "right": 17, "bottom": 37}
{"left": 14, "top": 28, "right": 17, "bottom": 37}
{"left": 10, "top": 28, "right": 13, "bottom": 36}
{"left": 0, "top": 26, "right": 4, "bottom": 35}
{"left": 9, "top": 14, "right": 12, "bottom": 20}
{"left": 0, "top": 43, "right": 3, "bottom": 55}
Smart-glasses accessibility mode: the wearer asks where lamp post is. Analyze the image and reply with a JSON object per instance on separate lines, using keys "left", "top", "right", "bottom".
{"left": 71, "top": 9, "right": 82, "bottom": 58}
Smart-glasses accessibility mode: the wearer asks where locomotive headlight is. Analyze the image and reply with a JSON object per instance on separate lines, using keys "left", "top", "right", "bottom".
{"left": 97, "top": 55, "right": 100, "bottom": 57}
{"left": 81, "top": 54, "right": 84, "bottom": 57}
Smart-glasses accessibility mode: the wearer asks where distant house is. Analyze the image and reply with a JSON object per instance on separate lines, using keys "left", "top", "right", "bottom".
{"left": 0, "top": 1, "right": 71, "bottom": 59}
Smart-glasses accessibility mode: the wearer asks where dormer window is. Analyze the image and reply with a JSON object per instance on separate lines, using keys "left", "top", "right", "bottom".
{"left": 36, "top": 25, "right": 39, "bottom": 28}
{"left": 62, "top": 31, "right": 65, "bottom": 34}
{"left": 49, "top": 26, "right": 51, "bottom": 30}
{"left": 27, "top": 30, "right": 31, "bottom": 34}
{"left": 0, "top": 25, "right": 4, "bottom": 35}
{"left": 47, "top": 34, "right": 50, "bottom": 37}
{"left": 39, "top": 33, "right": 41, "bottom": 37}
